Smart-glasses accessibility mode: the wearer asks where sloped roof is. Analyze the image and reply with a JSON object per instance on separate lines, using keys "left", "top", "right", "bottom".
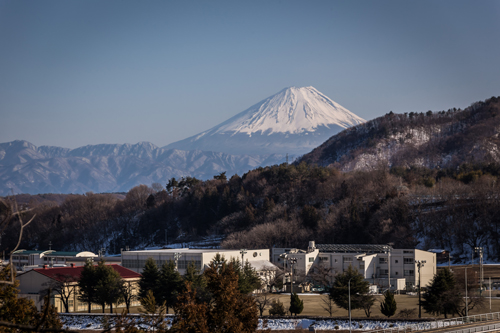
{"left": 32, "top": 264, "right": 141, "bottom": 282}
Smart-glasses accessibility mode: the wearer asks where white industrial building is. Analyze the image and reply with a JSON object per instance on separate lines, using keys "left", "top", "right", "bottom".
{"left": 272, "top": 241, "right": 436, "bottom": 291}
{"left": 121, "top": 248, "right": 278, "bottom": 289}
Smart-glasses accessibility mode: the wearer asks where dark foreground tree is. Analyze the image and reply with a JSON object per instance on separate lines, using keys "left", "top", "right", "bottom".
{"left": 78, "top": 260, "right": 97, "bottom": 313}
{"left": 158, "top": 260, "right": 183, "bottom": 313}
{"left": 0, "top": 265, "right": 62, "bottom": 332}
{"left": 421, "top": 268, "right": 460, "bottom": 318}
{"left": 231, "top": 258, "right": 262, "bottom": 294}
{"left": 330, "top": 265, "right": 374, "bottom": 316}
{"left": 289, "top": 293, "right": 304, "bottom": 316}
{"left": 171, "top": 257, "right": 258, "bottom": 333}
{"left": 380, "top": 291, "right": 397, "bottom": 317}
{"left": 95, "top": 260, "right": 124, "bottom": 313}
{"left": 268, "top": 299, "right": 286, "bottom": 316}
{"left": 138, "top": 258, "right": 160, "bottom": 301}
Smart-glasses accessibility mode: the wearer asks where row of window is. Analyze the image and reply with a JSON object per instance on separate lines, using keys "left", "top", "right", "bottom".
{"left": 122, "top": 259, "right": 202, "bottom": 270}
{"left": 379, "top": 257, "right": 415, "bottom": 264}
{"left": 378, "top": 269, "right": 414, "bottom": 276}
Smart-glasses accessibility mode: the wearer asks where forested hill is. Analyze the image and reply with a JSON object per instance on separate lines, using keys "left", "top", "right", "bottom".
{"left": 299, "top": 96, "right": 500, "bottom": 171}
{"left": 3, "top": 159, "right": 500, "bottom": 261}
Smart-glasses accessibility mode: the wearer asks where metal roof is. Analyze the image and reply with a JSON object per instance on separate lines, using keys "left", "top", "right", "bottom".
{"left": 13, "top": 250, "right": 44, "bottom": 255}
{"left": 316, "top": 244, "right": 393, "bottom": 253}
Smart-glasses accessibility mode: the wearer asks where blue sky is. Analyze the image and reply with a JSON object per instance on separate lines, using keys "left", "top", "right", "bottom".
{"left": 1, "top": 0, "right": 499, "bottom": 148}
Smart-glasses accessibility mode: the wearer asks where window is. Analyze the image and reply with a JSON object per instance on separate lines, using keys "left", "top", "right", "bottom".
{"left": 379, "top": 257, "right": 388, "bottom": 264}
{"left": 309, "top": 257, "right": 314, "bottom": 262}
{"left": 334, "top": 259, "right": 338, "bottom": 263}
{"left": 343, "top": 257, "right": 352, "bottom": 263}
{"left": 395, "top": 260, "right": 398, "bottom": 263}
{"left": 404, "top": 258, "right": 414, "bottom": 264}
{"left": 381, "top": 269, "right": 389, "bottom": 276}
{"left": 404, "top": 270, "right": 414, "bottom": 276}
{"left": 319, "top": 257, "right": 328, "bottom": 261}
{"left": 403, "top": 250, "right": 414, "bottom": 254}
{"left": 359, "top": 262, "right": 365, "bottom": 269}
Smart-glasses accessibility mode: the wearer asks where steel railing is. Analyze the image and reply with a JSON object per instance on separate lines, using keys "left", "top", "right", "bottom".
{"left": 365, "top": 312, "right": 500, "bottom": 333}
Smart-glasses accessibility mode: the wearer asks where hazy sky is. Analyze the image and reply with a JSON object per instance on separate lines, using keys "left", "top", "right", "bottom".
{"left": 1, "top": 0, "right": 499, "bottom": 148}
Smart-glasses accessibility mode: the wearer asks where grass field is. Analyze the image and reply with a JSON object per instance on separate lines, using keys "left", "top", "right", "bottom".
{"left": 262, "top": 293, "right": 500, "bottom": 319}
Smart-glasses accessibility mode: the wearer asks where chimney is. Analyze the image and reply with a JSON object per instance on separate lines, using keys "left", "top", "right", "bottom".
{"left": 43, "top": 265, "right": 47, "bottom": 269}
{"left": 71, "top": 263, "right": 75, "bottom": 268}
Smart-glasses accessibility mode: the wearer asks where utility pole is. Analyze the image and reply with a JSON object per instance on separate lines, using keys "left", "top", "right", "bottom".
{"left": 474, "top": 247, "right": 483, "bottom": 293}
{"left": 173, "top": 252, "right": 181, "bottom": 271}
{"left": 240, "top": 249, "right": 247, "bottom": 264}
{"left": 465, "top": 266, "right": 468, "bottom": 318}
{"left": 415, "top": 260, "right": 426, "bottom": 318}
{"left": 348, "top": 277, "right": 353, "bottom": 333}
{"left": 490, "top": 276, "right": 492, "bottom": 313}
{"left": 165, "top": 229, "right": 168, "bottom": 245}
{"left": 280, "top": 253, "right": 288, "bottom": 292}
{"left": 289, "top": 257, "right": 297, "bottom": 293}
{"left": 385, "top": 246, "right": 392, "bottom": 290}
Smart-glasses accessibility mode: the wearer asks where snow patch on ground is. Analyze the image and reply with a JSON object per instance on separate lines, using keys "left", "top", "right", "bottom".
{"left": 61, "top": 314, "right": 439, "bottom": 331}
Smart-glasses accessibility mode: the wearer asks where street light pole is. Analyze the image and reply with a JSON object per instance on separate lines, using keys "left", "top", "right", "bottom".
{"left": 415, "top": 260, "right": 426, "bottom": 319}
{"left": 348, "top": 277, "right": 353, "bottom": 333}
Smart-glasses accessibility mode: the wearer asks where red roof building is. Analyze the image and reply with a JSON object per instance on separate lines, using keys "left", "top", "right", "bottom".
{"left": 17, "top": 264, "right": 141, "bottom": 313}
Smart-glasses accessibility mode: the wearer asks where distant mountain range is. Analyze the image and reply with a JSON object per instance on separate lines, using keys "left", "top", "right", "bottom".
{"left": 299, "top": 96, "right": 500, "bottom": 171}
{"left": 0, "top": 140, "right": 286, "bottom": 195}
{"left": 1, "top": 86, "right": 364, "bottom": 195}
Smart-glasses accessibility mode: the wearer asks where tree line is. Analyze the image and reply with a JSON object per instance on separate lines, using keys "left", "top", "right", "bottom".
{"left": 3, "top": 158, "right": 500, "bottom": 262}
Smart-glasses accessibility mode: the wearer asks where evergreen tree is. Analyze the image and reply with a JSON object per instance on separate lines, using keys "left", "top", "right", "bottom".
{"left": 231, "top": 258, "right": 262, "bottom": 294}
{"left": 268, "top": 299, "right": 286, "bottom": 316}
{"left": 138, "top": 258, "right": 160, "bottom": 301}
{"left": 94, "top": 260, "right": 124, "bottom": 313}
{"left": 158, "top": 260, "right": 183, "bottom": 313}
{"left": 171, "top": 257, "right": 258, "bottom": 333}
{"left": 329, "top": 265, "right": 373, "bottom": 312}
{"left": 289, "top": 293, "right": 304, "bottom": 316}
{"left": 421, "top": 268, "right": 460, "bottom": 318}
{"left": 184, "top": 261, "right": 209, "bottom": 302}
{"left": 78, "top": 260, "right": 97, "bottom": 313}
{"left": 380, "top": 290, "right": 397, "bottom": 317}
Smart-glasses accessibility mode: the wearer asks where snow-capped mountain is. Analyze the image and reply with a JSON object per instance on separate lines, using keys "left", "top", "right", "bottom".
{"left": 165, "top": 86, "right": 365, "bottom": 155}
{"left": 0, "top": 140, "right": 285, "bottom": 195}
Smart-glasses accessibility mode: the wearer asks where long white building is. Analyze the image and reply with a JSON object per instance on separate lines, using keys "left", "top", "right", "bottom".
{"left": 121, "top": 248, "right": 278, "bottom": 289}
{"left": 272, "top": 241, "right": 436, "bottom": 291}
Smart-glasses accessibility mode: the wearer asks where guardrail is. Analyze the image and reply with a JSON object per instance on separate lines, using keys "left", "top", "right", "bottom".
{"left": 365, "top": 312, "right": 500, "bottom": 333}
{"left": 445, "top": 322, "right": 500, "bottom": 333}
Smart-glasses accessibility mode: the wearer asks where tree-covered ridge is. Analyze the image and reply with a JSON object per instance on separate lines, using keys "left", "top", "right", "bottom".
{"left": 3, "top": 157, "right": 500, "bottom": 261}
{"left": 299, "top": 96, "right": 500, "bottom": 171}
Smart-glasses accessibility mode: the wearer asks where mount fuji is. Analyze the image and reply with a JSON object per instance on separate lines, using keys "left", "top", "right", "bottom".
{"left": 165, "top": 86, "right": 365, "bottom": 155}
{"left": 0, "top": 87, "right": 365, "bottom": 195}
